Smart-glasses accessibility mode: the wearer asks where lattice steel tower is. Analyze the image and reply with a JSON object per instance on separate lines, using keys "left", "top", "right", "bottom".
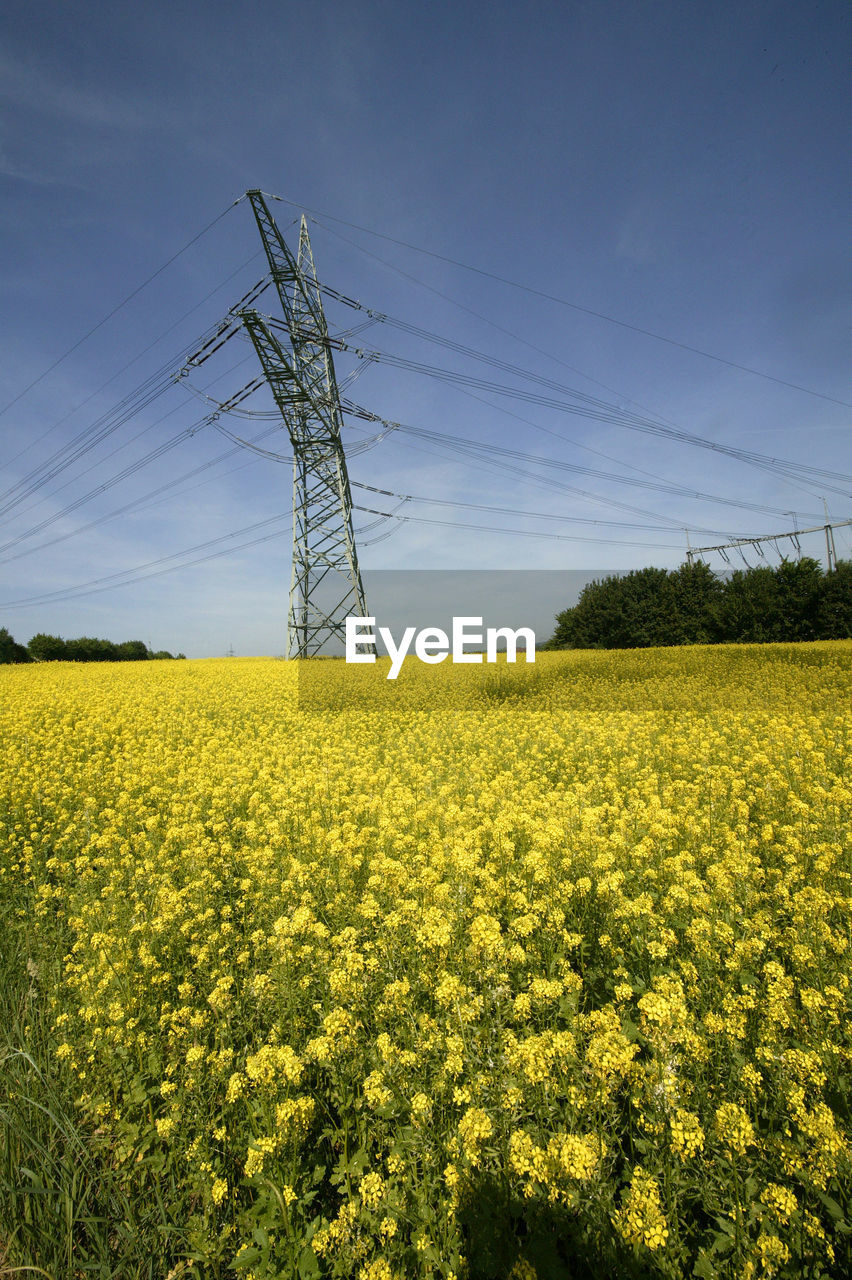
{"left": 240, "top": 190, "right": 368, "bottom": 658}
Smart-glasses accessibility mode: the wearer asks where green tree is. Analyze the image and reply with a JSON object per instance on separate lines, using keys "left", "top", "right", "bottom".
{"left": 550, "top": 574, "right": 621, "bottom": 648}
{"left": 710, "top": 558, "right": 823, "bottom": 643}
{"left": 549, "top": 558, "right": 835, "bottom": 649}
{"left": 711, "top": 565, "right": 780, "bottom": 642}
{"left": 64, "top": 637, "right": 119, "bottom": 662}
{"left": 668, "top": 560, "right": 721, "bottom": 643}
{"left": 773, "top": 557, "right": 822, "bottom": 641}
{"left": 0, "top": 626, "right": 31, "bottom": 663}
{"left": 27, "top": 633, "right": 68, "bottom": 661}
{"left": 551, "top": 567, "right": 678, "bottom": 649}
{"left": 818, "top": 559, "right": 852, "bottom": 639}
{"left": 115, "top": 640, "right": 150, "bottom": 661}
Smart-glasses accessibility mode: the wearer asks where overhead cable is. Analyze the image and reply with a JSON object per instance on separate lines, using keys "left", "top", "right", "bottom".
{"left": 352, "top": 505, "right": 685, "bottom": 550}
{"left": 4, "top": 249, "right": 267, "bottom": 472}
{"left": 341, "top": 401, "right": 823, "bottom": 523}
{"left": 0, "top": 198, "right": 244, "bottom": 421}
{"left": 1, "top": 509, "right": 291, "bottom": 610}
{"left": 0, "top": 316, "right": 246, "bottom": 520}
{"left": 298, "top": 326, "right": 851, "bottom": 496}
{"left": 261, "top": 192, "right": 850, "bottom": 409}
{"left": 0, "top": 375, "right": 260, "bottom": 558}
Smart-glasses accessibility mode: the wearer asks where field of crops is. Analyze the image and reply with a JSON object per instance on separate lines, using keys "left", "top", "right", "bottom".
{"left": 1, "top": 644, "right": 850, "bottom": 1279}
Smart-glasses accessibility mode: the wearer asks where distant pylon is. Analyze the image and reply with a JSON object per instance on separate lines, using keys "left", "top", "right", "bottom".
{"left": 240, "top": 191, "right": 369, "bottom": 658}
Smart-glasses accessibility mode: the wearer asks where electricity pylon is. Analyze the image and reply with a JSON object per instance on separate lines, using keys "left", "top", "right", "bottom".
{"left": 240, "top": 190, "right": 369, "bottom": 658}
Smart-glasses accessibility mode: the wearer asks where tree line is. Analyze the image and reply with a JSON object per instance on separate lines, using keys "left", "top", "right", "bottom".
{"left": 548, "top": 558, "right": 852, "bottom": 649}
{"left": 0, "top": 630, "right": 186, "bottom": 664}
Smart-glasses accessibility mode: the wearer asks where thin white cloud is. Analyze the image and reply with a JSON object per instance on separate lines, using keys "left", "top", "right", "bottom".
{"left": 0, "top": 48, "right": 181, "bottom": 134}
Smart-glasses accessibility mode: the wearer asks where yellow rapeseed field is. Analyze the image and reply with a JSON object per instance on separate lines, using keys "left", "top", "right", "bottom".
{"left": 1, "top": 643, "right": 850, "bottom": 1279}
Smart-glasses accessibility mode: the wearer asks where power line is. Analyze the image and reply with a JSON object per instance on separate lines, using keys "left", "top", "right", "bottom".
{"left": 308, "top": 325, "right": 852, "bottom": 496}
{"left": 362, "top": 424, "right": 732, "bottom": 534}
{"left": 0, "top": 370, "right": 261, "bottom": 558}
{"left": 177, "top": 378, "right": 821, "bottom": 539}
{"left": 0, "top": 502, "right": 688, "bottom": 615}
{"left": 0, "top": 318, "right": 247, "bottom": 520}
{"left": 0, "top": 337, "right": 381, "bottom": 565}
{"left": 352, "top": 504, "right": 685, "bottom": 550}
{"left": 316, "top": 292, "right": 851, "bottom": 497}
{"left": 312, "top": 217, "right": 847, "bottom": 510}
{"left": 1, "top": 510, "right": 292, "bottom": 610}
{"left": 262, "top": 191, "right": 851, "bottom": 410}
{"left": 0, "top": 432, "right": 258, "bottom": 564}
{"left": 3, "top": 248, "right": 266, "bottom": 471}
{"left": 176, "top": 409, "right": 734, "bottom": 539}
{"left": 0, "top": 360, "right": 178, "bottom": 517}
{"left": 351, "top": 480, "right": 734, "bottom": 538}
{"left": 204, "top": 398, "right": 707, "bottom": 532}
{"left": 382, "top": 397, "right": 823, "bottom": 522}
{"left": 6, "top": 192, "right": 846, "bottom": 618}
{"left": 2, "top": 446, "right": 715, "bottom": 614}
{"left": 9, "top": 199, "right": 836, "bottom": 557}
{"left": 13, "top": 361, "right": 783, "bottom": 569}
{"left": 313, "top": 214, "right": 685, "bottom": 434}
{"left": 0, "top": 198, "right": 244, "bottom": 421}
{"left": 686, "top": 519, "right": 852, "bottom": 571}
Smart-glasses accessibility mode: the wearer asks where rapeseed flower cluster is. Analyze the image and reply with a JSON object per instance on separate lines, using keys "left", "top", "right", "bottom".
{"left": 613, "top": 1166, "right": 669, "bottom": 1251}
{"left": 1, "top": 643, "right": 850, "bottom": 1277}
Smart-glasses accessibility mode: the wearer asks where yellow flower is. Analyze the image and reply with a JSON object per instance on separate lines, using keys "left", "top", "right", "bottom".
{"left": 244, "top": 1043, "right": 303, "bottom": 1089}
{"left": 364, "top": 1071, "right": 393, "bottom": 1109}
{"left": 6, "top": 644, "right": 850, "bottom": 1277}
{"left": 244, "top": 1136, "right": 277, "bottom": 1177}
{"left": 714, "top": 1102, "right": 755, "bottom": 1157}
{"left": 359, "top": 1262, "right": 394, "bottom": 1280}
{"left": 613, "top": 1167, "right": 669, "bottom": 1251}
{"left": 756, "top": 1232, "right": 791, "bottom": 1276}
{"left": 359, "top": 1171, "right": 384, "bottom": 1209}
{"left": 760, "top": 1183, "right": 797, "bottom": 1225}
{"left": 458, "top": 1106, "right": 494, "bottom": 1166}
{"left": 669, "top": 1110, "right": 704, "bottom": 1160}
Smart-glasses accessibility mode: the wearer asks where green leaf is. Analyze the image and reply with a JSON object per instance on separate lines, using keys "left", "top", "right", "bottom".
{"left": 233, "top": 1245, "right": 262, "bottom": 1269}
{"left": 816, "top": 1190, "right": 845, "bottom": 1221}
{"left": 298, "top": 1245, "right": 321, "bottom": 1279}
{"left": 129, "top": 1074, "right": 147, "bottom": 1104}
{"left": 348, "top": 1148, "right": 370, "bottom": 1177}
{"left": 709, "top": 1230, "right": 734, "bottom": 1259}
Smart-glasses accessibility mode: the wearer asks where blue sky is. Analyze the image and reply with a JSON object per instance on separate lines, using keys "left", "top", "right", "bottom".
{"left": 1, "top": 0, "right": 849, "bottom": 656}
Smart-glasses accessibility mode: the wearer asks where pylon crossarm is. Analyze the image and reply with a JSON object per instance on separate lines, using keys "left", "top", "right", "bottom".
{"left": 239, "top": 311, "right": 303, "bottom": 442}
{"left": 246, "top": 191, "right": 327, "bottom": 341}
